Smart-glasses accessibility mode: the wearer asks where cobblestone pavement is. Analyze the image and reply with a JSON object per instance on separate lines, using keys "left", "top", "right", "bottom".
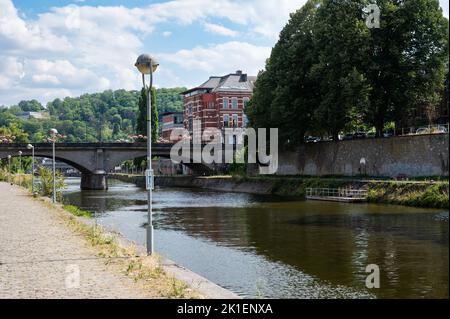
{"left": 0, "top": 182, "right": 153, "bottom": 299}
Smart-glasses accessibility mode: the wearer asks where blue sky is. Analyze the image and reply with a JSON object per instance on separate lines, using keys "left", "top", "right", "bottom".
{"left": 0, "top": 0, "right": 448, "bottom": 106}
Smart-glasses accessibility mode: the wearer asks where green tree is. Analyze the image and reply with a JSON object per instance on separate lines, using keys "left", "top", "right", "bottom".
{"left": 312, "top": 0, "right": 371, "bottom": 140}
{"left": 18, "top": 100, "right": 44, "bottom": 112}
{"left": 247, "top": 0, "right": 448, "bottom": 142}
{"left": 136, "top": 87, "right": 159, "bottom": 142}
{"left": 0, "top": 123, "right": 29, "bottom": 143}
{"left": 363, "top": 0, "right": 448, "bottom": 135}
{"left": 247, "top": 0, "right": 321, "bottom": 147}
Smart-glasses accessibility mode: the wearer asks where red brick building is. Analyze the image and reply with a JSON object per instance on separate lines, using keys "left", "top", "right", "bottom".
{"left": 181, "top": 71, "right": 256, "bottom": 141}
{"left": 160, "top": 112, "right": 184, "bottom": 142}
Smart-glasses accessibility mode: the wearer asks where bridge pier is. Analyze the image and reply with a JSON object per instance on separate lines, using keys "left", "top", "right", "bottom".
{"left": 81, "top": 171, "right": 108, "bottom": 190}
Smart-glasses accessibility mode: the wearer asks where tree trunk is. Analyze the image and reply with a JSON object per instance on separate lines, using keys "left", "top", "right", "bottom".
{"left": 332, "top": 131, "right": 340, "bottom": 142}
{"left": 375, "top": 120, "right": 384, "bottom": 138}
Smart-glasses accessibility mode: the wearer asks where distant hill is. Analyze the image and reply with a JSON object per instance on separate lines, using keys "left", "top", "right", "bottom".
{"left": 0, "top": 87, "right": 186, "bottom": 143}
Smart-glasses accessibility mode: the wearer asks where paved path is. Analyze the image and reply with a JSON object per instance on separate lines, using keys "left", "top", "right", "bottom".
{"left": 0, "top": 182, "right": 153, "bottom": 299}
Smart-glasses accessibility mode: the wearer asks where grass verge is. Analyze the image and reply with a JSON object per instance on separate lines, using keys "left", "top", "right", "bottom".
{"left": 196, "top": 175, "right": 449, "bottom": 208}
{"left": 62, "top": 205, "right": 94, "bottom": 218}
{"left": 367, "top": 182, "right": 449, "bottom": 209}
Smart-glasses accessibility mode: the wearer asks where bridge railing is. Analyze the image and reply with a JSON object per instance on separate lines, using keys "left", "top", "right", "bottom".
{"left": 306, "top": 188, "right": 368, "bottom": 199}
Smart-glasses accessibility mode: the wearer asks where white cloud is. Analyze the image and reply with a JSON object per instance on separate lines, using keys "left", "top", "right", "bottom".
{"left": 160, "top": 41, "right": 271, "bottom": 75}
{"left": 248, "top": 0, "right": 306, "bottom": 39}
{"left": 145, "top": 0, "right": 307, "bottom": 39}
{"left": 0, "top": 0, "right": 448, "bottom": 106}
{"left": 441, "top": 0, "right": 449, "bottom": 18}
{"left": 0, "top": 0, "right": 72, "bottom": 54}
{"left": 204, "top": 22, "right": 239, "bottom": 37}
{"left": 23, "top": 59, "right": 110, "bottom": 90}
{"left": 32, "top": 74, "right": 60, "bottom": 85}
{"left": 0, "top": 56, "right": 25, "bottom": 90}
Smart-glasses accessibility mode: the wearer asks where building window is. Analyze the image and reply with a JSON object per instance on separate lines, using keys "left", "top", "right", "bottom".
{"left": 223, "top": 98, "right": 229, "bottom": 109}
{"left": 223, "top": 114, "right": 230, "bottom": 127}
{"left": 174, "top": 115, "right": 183, "bottom": 124}
{"left": 232, "top": 114, "right": 238, "bottom": 127}
{"left": 232, "top": 97, "right": 238, "bottom": 109}
{"left": 188, "top": 103, "right": 192, "bottom": 115}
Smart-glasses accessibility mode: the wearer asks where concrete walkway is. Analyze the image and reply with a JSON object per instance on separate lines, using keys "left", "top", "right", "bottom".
{"left": 0, "top": 182, "right": 153, "bottom": 299}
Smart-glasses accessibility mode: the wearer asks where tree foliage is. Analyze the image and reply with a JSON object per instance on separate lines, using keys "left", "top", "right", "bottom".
{"left": 247, "top": 0, "right": 449, "bottom": 145}
{"left": 136, "top": 87, "right": 159, "bottom": 142}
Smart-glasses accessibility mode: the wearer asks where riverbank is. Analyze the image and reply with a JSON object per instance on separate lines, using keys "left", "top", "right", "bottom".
{"left": 113, "top": 174, "right": 449, "bottom": 209}
{"left": 0, "top": 181, "right": 239, "bottom": 299}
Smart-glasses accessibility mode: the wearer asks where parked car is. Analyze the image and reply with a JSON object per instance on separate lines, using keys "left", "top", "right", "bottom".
{"left": 305, "top": 136, "right": 320, "bottom": 143}
{"left": 396, "top": 173, "right": 409, "bottom": 181}
{"left": 416, "top": 127, "right": 430, "bottom": 135}
{"left": 366, "top": 132, "right": 376, "bottom": 138}
{"left": 415, "top": 125, "right": 448, "bottom": 135}
{"left": 436, "top": 125, "right": 448, "bottom": 133}
{"left": 342, "top": 133, "right": 354, "bottom": 140}
{"left": 353, "top": 132, "right": 367, "bottom": 139}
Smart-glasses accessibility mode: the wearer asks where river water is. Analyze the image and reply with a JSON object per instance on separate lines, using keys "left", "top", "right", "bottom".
{"left": 62, "top": 178, "right": 448, "bottom": 299}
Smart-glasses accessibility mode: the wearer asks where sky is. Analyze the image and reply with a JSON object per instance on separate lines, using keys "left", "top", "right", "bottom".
{"left": 0, "top": 0, "right": 449, "bottom": 106}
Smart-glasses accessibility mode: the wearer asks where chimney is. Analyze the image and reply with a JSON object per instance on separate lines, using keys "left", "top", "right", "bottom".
{"left": 236, "top": 70, "right": 242, "bottom": 75}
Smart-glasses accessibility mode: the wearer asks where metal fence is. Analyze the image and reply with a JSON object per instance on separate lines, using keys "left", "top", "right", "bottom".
{"left": 306, "top": 188, "right": 368, "bottom": 199}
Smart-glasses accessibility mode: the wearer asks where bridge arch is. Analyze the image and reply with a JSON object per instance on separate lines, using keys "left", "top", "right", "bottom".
{"left": 1, "top": 143, "right": 218, "bottom": 190}
{"left": 107, "top": 152, "right": 215, "bottom": 176}
{"left": 0, "top": 153, "right": 89, "bottom": 174}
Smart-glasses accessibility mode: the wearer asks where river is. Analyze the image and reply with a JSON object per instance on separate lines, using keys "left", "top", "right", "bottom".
{"left": 62, "top": 177, "right": 449, "bottom": 299}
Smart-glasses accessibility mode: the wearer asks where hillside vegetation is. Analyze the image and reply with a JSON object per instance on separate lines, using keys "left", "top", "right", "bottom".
{"left": 0, "top": 87, "right": 186, "bottom": 143}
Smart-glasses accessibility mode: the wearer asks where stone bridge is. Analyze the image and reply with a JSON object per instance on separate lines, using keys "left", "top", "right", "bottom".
{"left": 0, "top": 143, "right": 217, "bottom": 190}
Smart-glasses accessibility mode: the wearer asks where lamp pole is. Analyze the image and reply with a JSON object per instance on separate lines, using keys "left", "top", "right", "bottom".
{"left": 135, "top": 54, "right": 159, "bottom": 255}
{"left": 27, "top": 144, "right": 35, "bottom": 194}
{"left": 360, "top": 158, "right": 367, "bottom": 177}
{"left": 50, "top": 129, "right": 58, "bottom": 203}
{"left": 18, "top": 151, "right": 22, "bottom": 186}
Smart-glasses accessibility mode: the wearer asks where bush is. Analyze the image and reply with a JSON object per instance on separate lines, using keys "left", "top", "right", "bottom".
{"left": 367, "top": 182, "right": 449, "bottom": 209}
{"left": 36, "top": 166, "right": 67, "bottom": 201}
{"left": 0, "top": 169, "right": 32, "bottom": 189}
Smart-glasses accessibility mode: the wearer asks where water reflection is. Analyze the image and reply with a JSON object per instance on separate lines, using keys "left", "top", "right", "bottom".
{"left": 63, "top": 178, "right": 449, "bottom": 299}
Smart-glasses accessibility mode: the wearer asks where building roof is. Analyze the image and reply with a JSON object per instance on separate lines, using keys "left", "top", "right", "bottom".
{"left": 181, "top": 71, "right": 256, "bottom": 95}
{"left": 160, "top": 111, "right": 183, "bottom": 117}
{"left": 15, "top": 111, "right": 49, "bottom": 120}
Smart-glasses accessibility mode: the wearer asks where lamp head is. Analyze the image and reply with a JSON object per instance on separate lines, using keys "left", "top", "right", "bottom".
{"left": 49, "top": 128, "right": 58, "bottom": 136}
{"left": 27, "top": 144, "right": 33, "bottom": 150}
{"left": 7, "top": 155, "right": 11, "bottom": 159}
{"left": 135, "top": 54, "right": 159, "bottom": 74}
{"left": 18, "top": 151, "right": 22, "bottom": 155}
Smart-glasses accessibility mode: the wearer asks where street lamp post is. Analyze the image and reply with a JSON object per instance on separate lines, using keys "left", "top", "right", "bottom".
{"left": 135, "top": 53, "right": 159, "bottom": 255}
{"left": 27, "top": 144, "right": 35, "bottom": 194}
{"left": 50, "top": 129, "right": 58, "bottom": 203}
{"left": 18, "top": 151, "right": 22, "bottom": 186}
{"left": 360, "top": 157, "right": 367, "bottom": 177}
{"left": 7, "top": 155, "right": 11, "bottom": 185}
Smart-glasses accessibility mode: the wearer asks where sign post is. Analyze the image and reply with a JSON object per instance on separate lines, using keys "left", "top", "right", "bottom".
{"left": 145, "top": 169, "right": 154, "bottom": 191}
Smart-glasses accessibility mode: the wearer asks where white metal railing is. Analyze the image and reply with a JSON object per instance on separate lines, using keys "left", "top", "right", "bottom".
{"left": 394, "top": 123, "right": 449, "bottom": 136}
{"left": 306, "top": 188, "right": 368, "bottom": 199}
